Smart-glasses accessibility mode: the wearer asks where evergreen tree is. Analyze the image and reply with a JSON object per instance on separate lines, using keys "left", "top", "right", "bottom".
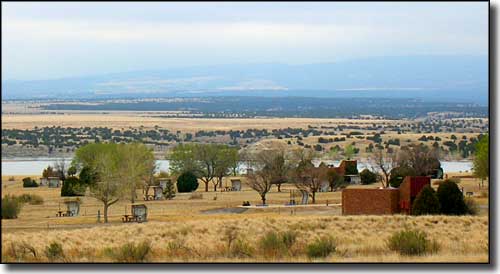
{"left": 412, "top": 185, "right": 441, "bottom": 215}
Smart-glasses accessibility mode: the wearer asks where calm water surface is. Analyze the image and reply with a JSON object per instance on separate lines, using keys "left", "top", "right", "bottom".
{"left": 1, "top": 158, "right": 473, "bottom": 176}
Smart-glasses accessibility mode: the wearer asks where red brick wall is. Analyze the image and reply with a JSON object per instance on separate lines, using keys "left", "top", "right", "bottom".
{"left": 399, "top": 176, "right": 430, "bottom": 214}
{"left": 342, "top": 188, "right": 400, "bottom": 215}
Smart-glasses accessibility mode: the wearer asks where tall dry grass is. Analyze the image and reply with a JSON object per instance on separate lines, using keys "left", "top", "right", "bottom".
{"left": 2, "top": 215, "right": 488, "bottom": 263}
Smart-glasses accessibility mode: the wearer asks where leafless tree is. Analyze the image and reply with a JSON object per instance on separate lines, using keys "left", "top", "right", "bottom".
{"left": 53, "top": 158, "right": 68, "bottom": 182}
{"left": 371, "top": 149, "right": 396, "bottom": 188}
{"left": 246, "top": 148, "right": 285, "bottom": 205}
{"left": 397, "top": 144, "right": 441, "bottom": 176}
{"left": 293, "top": 159, "right": 328, "bottom": 204}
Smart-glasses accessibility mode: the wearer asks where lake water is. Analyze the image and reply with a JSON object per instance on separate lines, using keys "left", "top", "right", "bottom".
{"left": 1, "top": 158, "right": 473, "bottom": 176}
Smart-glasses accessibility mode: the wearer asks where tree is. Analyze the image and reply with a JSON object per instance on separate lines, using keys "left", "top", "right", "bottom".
{"left": 359, "top": 169, "right": 378, "bottom": 185}
{"left": 22, "top": 177, "right": 38, "bottom": 188}
{"left": 73, "top": 143, "right": 150, "bottom": 223}
{"left": 118, "top": 143, "right": 155, "bottom": 203}
{"left": 397, "top": 144, "right": 441, "bottom": 176}
{"left": 326, "top": 169, "right": 345, "bottom": 192}
{"left": 163, "top": 179, "right": 176, "bottom": 199}
{"left": 292, "top": 152, "right": 328, "bottom": 204}
{"left": 412, "top": 185, "right": 440, "bottom": 215}
{"left": 246, "top": 149, "right": 284, "bottom": 205}
{"left": 87, "top": 145, "right": 123, "bottom": 223}
{"left": 42, "top": 166, "right": 57, "bottom": 178}
{"left": 389, "top": 166, "right": 416, "bottom": 188}
{"left": 168, "top": 143, "right": 201, "bottom": 176}
{"left": 53, "top": 158, "right": 68, "bottom": 183}
{"left": 67, "top": 166, "right": 77, "bottom": 177}
{"left": 176, "top": 171, "right": 199, "bottom": 193}
{"left": 79, "top": 166, "right": 98, "bottom": 187}
{"left": 473, "top": 134, "right": 488, "bottom": 186}
{"left": 371, "top": 148, "right": 396, "bottom": 188}
{"left": 437, "top": 180, "right": 467, "bottom": 215}
{"left": 212, "top": 146, "right": 239, "bottom": 191}
{"left": 344, "top": 144, "right": 356, "bottom": 160}
{"left": 61, "top": 176, "right": 85, "bottom": 197}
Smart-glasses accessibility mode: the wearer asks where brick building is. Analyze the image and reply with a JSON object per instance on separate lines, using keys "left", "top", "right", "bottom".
{"left": 342, "top": 176, "right": 430, "bottom": 215}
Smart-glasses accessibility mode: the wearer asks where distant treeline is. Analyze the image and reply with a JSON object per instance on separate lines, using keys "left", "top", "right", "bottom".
{"left": 41, "top": 97, "right": 488, "bottom": 119}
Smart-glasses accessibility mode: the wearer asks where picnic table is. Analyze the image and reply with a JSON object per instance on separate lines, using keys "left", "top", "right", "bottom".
{"left": 122, "top": 214, "right": 140, "bottom": 223}
{"left": 144, "top": 194, "right": 155, "bottom": 201}
{"left": 56, "top": 210, "right": 74, "bottom": 217}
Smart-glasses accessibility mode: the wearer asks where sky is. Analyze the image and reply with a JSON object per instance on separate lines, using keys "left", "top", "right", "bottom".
{"left": 2, "top": 2, "right": 489, "bottom": 80}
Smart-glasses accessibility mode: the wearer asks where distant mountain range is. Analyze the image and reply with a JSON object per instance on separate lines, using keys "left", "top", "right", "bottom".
{"left": 2, "top": 55, "right": 488, "bottom": 104}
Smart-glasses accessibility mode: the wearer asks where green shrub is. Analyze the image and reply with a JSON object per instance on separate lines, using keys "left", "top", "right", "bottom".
{"left": 61, "top": 176, "right": 85, "bottom": 197}
{"left": 22, "top": 177, "right": 38, "bottom": 188}
{"left": 389, "top": 166, "right": 416, "bottom": 188}
{"left": 437, "top": 180, "right": 467, "bottom": 215}
{"left": 412, "top": 185, "right": 440, "bottom": 215}
{"left": 176, "top": 171, "right": 199, "bottom": 193}
{"left": 360, "top": 169, "right": 378, "bottom": 185}
{"left": 387, "top": 229, "right": 439, "bottom": 256}
{"left": 17, "top": 194, "right": 44, "bottom": 205}
{"left": 306, "top": 236, "right": 336, "bottom": 258}
{"left": 2, "top": 195, "right": 22, "bottom": 219}
{"left": 45, "top": 242, "right": 64, "bottom": 262}
{"left": 464, "top": 197, "right": 479, "bottom": 215}
{"left": 105, "top": 241, "right": 151, "bottom": 262}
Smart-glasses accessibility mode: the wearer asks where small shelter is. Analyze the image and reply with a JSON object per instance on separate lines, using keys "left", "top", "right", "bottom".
{"left": 159, "top": 178, "right": 169, "bottom": 190}
{"left": 230, "top": 179, "right": 242, "bottom": 191}
{"left": 39, "top": 177, "right": 48, "bottom": 186}
{"left": 319, "top": 181, "right": 329, "bottom": 192}
{"left": 344, "top": 175, "right": 361, "bottom": 184}
{"left": 300, "top": 190, "right": 309, "bottom": 205}
{"left": 48, "top": 177, "right": 61, "bottom": 188}
{"left": 132, "top": 204, "right": 148, "bottom": 222}
{"left": 152, "top": 186, "right": 164, "bottom": 200}
{"left": 64, "top": 199, "right": 81, "bottom": 216}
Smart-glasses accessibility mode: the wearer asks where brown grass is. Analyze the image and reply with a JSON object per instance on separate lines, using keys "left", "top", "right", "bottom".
{"left": 1, "top": 174, "right": 489, "bottom": 263}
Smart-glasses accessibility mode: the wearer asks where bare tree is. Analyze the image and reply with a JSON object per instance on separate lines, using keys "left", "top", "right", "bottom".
{"left": 371, "top": 149, "right": 396, "bottom": 188}
{"left": 293, "top": 158, "right": 328, "bottom": 204}
{"left": 397, "top": 144, "right": 441, "bottom": 176}
{"left": 53, "top": 158, "right": 68, "bottom": 182}
{"left": 326, "top": 169, "right": 345, "bottom": 192}
{"left": 246, "top": 149, "right": 284, "bottom": 205}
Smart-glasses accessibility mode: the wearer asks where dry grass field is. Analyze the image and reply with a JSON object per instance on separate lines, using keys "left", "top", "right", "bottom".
{"left": 1, "top": 113, "right": 400, "bottom": 131}
{"left": 1, "top": 173, "right": 489, "bottom": 263}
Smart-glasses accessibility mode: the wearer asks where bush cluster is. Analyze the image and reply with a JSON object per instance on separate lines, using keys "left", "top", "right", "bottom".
{"left": 411, "top": 180, "right": 475, "bottom": 216}
{"left": 22, "top": 177, "right": 38, "bottom": 188}
{"left": 387, "top": 228, "right": 439, "bottom": 256}
{"left": 2, "top": 195, "right": 23, "bottom": 219}
{"left": 306, "top": 236, "right": 336, "bottom": 258}
{"left": 45, "top": 242, "right": 64, "bottom": 262}
{"left": 258, "top": 231, "right": 297, "bottom": 258}
{"left": 17, "top": 194, "right": 44, "bottom": 205}
{"left": 104, "top": 241, "right": 151, "bottom": 262}
{"left": 360, "top": 169, "right": 378, "bottom": 185}
{"left": 176, "top": 171, "right": 199, "bottom": 193}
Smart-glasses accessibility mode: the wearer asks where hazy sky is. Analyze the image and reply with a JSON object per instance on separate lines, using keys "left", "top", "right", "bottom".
{"left": 2, "top": 2, "right": 488, "bottom": 80}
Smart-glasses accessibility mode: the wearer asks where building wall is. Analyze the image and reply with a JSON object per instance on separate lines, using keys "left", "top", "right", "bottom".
{"left": 399, "top": 176, "right": 430, "bottom": 214}
{"left": 342, "top": 188, "right": 400, "bottom": 215}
